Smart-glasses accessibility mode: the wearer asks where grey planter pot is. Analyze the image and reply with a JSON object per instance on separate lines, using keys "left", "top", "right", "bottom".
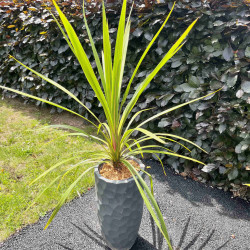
{"left": 94, "top": 157, "right": 145, "bottom": 250}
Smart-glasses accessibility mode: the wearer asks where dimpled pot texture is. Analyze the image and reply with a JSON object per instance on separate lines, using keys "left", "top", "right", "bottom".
{"left": 94, "top": 157, "right": 145, "bottom": 250}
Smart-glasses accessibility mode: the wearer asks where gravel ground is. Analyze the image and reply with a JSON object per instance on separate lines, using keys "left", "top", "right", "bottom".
{"left": 1, "top": 159, "right": 249, "bottom": 250}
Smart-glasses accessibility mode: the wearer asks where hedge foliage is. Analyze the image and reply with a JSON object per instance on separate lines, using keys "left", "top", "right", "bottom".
{"left": 0, "top": 0, "right": 249, "bottom": 198}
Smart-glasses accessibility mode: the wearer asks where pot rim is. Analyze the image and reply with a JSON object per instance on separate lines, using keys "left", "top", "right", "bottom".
{"left": 94, "top": 156, "right": 145, "bottom": 184}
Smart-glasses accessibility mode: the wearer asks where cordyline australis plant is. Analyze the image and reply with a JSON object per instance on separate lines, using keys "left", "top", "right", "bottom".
{"left": 0, "top": 1, "right": 221, "bottom": 248}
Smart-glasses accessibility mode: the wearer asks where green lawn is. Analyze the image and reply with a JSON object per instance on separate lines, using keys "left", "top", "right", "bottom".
{"left": 0, "top": 98, "right": 100, "bottom": 241}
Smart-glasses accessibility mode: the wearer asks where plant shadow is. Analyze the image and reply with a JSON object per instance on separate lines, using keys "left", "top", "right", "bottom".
{"left": 69, "top": 220, "right": 161, "bottom": 250}
{"left": 149, "top": 213, "right": 230, "bottom": 250}
{"left": 56, "top": 243, "right": 73, "bottom": 250}
{"left": 145, "top": 159, "right": 250, "bottom": 221}
{"left": 67, "top": 214, "right": 229, "bottom": 250}
{"left": 70, "top": 222, "right": 109, "bottom": 249}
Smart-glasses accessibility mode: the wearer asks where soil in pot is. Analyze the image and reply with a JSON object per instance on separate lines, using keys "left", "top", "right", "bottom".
{"left": 99, "top": 160, "right": 141, "bottom": 180}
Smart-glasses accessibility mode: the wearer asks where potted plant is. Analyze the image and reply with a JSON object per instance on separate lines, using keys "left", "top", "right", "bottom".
{"left": 0, "top": 1, "right": 221, "bottom": 249}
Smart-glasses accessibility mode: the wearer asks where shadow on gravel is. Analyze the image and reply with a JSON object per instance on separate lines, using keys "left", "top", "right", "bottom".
{"left": 70, "top": 221, "right": 159, "bottom": 250}
{"left": 70, "top": 215, "right": 230, "bottom": 250}
{"left": 150, "top": 214, "right": 230, "bottom": 250}
{"left": 149, "top": 214, "right": 164, "bottom": 249}
{"left": 56, "top": 243, "right": 73, "bottom": 250}
{"left": 71, "top": 222, "right": 109, "bottom": 249}
{"left": 145, "top": 160, "right": 250, "bottom": 221}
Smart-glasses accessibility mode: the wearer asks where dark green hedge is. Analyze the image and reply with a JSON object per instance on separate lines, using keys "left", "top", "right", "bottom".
{"left": 0, "top": 0, "right": 249, "bottom": 198}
